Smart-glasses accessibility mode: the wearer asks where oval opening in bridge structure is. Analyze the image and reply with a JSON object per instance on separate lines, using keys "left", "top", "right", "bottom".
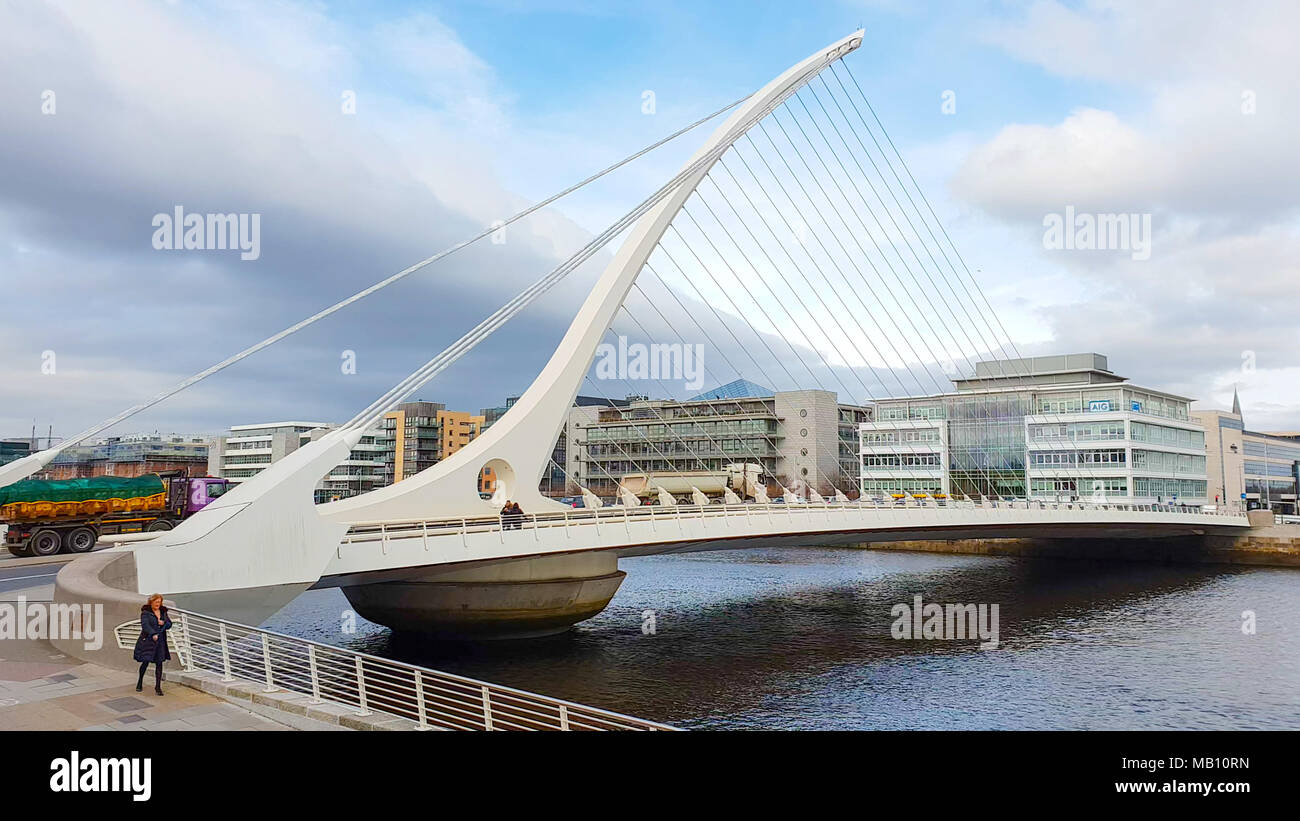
{"left": 481, "top": 458, "right": 515, "bottom": 507}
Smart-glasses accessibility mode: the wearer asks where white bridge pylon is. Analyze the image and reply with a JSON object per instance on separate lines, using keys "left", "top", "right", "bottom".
{"left": 130, "top": 30, "right": 866, "bottom": 603}
{"left": 324, "top": 30, "right": 864, "bottom": 525}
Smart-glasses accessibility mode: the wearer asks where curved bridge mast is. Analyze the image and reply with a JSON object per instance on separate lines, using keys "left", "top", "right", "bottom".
{"left": 122, "top": 30, "right": 865, "bottom": 622}
{"left": 322, "top": 29, "right": 864, "bottom": 525}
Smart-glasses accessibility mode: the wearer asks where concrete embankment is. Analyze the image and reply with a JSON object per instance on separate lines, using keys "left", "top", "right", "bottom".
{"left": 50, "top": 549, "right": 157, "bottom": 671}
{"left": 852, "top": 513, "right": 1300, "bottom": 568}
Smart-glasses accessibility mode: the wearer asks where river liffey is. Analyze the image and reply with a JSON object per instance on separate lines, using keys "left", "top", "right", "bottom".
{"left": 264, "top": 547, "right": 1300, "bottom": 730}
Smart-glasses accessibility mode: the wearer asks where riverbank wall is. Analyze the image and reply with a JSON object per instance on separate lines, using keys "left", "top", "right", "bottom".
{"left": 851, "top": 513, "right": 1300, "bottom": 568}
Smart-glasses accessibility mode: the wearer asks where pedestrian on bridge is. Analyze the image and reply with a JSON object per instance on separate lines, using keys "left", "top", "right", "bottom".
{"left": 510, "top": 501, "right": 525, "bottom": 530}
{"left": 133, "top": 593, "right": 172, "bottom": 696}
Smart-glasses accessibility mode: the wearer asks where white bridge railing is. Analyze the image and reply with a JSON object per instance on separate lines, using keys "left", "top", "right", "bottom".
{"left": 339, "top": 497, "right": 1247, "bottom": 551}
{"left": 115, "top": 609, "right": 674, "bottom": 731}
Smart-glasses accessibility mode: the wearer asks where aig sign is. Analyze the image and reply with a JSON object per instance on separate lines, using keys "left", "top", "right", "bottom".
{"left": 1087, "top": 400, "right": 1112, "bottom": 413}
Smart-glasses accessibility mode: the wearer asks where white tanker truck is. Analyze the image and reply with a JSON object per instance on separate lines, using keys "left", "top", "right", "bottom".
{"left": 616, "top": 463, "right": 764, "bottom": 506}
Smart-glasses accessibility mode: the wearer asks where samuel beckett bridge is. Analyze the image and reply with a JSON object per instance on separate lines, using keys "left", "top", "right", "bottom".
{"left": 8, "top": 30, "right": 1246, "bottom": 647}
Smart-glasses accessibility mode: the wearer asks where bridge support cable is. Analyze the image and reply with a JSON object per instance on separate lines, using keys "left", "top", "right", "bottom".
{"left": 0, "top": 97, "right": 750, "bottom": 490}
{"left": 692, "top": 162, "right": 998, "bottom": 496}
{"left": 706, "top": 131, "right": 1012, "bottom": 496}
{"left": 644, "top": 133, "right": 977, "bottom": 501}
{"left": 702, "top": 150, "right": 1013, "bottom": 501}
{"left": 806, "top": 78, "right": 1015, "bottom": 374}
{"left": 699, "top": 160, "right": 957, "bottom": 409}
{"left": 601, "top": 300, "right": 842, "bottom": 500}
{"left": 767, "top": 75, "right": 1108, "bottom": 497}
{"left": 788, "top": 93, "right": 1005, "bottom": 387}
{"left": 672, "top": 204, "right": 871, "bottom": 413}
{"left": 654, "top": 227, "right": 864, "bottom": 498}
{"left": 834, "top": 61, "right": 1026, "bottom": 369}
{"left": 795, "top": 81, "right": 1053, "bottom": 418}
{"left": 488, "top": 148, "right": 915, "bottom": 501}
{"left": 673, "top": 194, "right": 931, "bottom": 494}
{"left": 701, "top": 161, "right": 922, "bottom": 401}
{"left": 749, "top": 110, "right": 1027, "bottom": 498}
{"left": 826, "top": 63, "right": 1111, "bottom": 496}
{"left": 829, "top": 64, "right": 1050, "bottom": 405}
{"left": 618, "top": 202, "right": 914, "bottom": 499}
{"left": 631, "top": 271, "right": 853, "bottom": 497}
{"left": 731, "top": 128, "right": 975, "bottom": 396}
{"left": 337, "top": 59, "right": 852, "bottom": 435}
{"left": 754, "top": 115, "right": 981, "bottom": 384}
{"left": 804, "top": 78, "right": 1046, "bottom": 414}
{"left": 760, "top": 101, "right": 1045, "bottom": 496}
{"left": 825, "top": 62, "right": 1042, "bottom": 405}
{"left": 674, "top": 203, "right": 870, "bottom": 410}
{"left": 710, "top": 151, "right": 963, "bottom": 409}
{"left": 683, "top": 192, "right": 888, "bottom": 405}
{"left": 618, "top": 275, "right": 862, "bottom": 495}
{"left": 565, "top": 274, "right": 836, "bottom": 504}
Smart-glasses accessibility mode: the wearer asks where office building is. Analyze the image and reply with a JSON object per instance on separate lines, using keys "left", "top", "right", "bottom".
{"left": 378, "top": 401, "right": 486, "bottom": 489}
{"left": 859, "top": 353, "right": 1209, "bottom": 503}
{"left": 574, "top": 383, "right": 871, "bottom": 497}
{"left": 1194, "top": 391, "right": 1300, "bottom": 513}
{"left": 41, "top": 433, "right": 209, "bottom": 479}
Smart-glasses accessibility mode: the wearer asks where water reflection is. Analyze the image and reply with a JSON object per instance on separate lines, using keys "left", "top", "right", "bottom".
{"left": 265, "top": 547, "right": 1300, "bottom": 729}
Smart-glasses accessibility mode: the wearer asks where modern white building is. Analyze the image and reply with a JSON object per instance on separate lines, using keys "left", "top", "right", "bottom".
{"left": 859, "top": 354, "right": 1209, "bottom": 504}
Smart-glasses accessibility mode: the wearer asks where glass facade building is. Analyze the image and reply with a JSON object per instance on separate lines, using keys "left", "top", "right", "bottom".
{"left": 860, "top": 354, "right": 1209, "bottom": 503}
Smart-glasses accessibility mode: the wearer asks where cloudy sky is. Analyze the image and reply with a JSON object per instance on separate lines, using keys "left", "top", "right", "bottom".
{"left": 2, "top": 0, "right": 1297, "bottom": 443}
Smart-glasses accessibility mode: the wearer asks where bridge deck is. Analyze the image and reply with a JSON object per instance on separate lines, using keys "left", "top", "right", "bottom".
{"left": 316, "top": 500, "right": 1249, "bottom": 587}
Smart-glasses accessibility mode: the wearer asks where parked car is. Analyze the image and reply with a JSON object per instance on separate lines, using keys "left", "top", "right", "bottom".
{"left": 557, "top": 496, "right": 584, "bottom": 508}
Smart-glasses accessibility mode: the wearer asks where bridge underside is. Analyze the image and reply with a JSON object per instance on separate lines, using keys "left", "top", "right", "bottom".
{"left": 302, "top": 518, "right": 1241, "bottom": 639}
{"left": 314, "top": 518, "right": 1236, "bottom": 590}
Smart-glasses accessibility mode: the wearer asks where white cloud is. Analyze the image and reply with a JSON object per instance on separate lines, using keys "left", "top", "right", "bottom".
{"left": 0, "top": 0, "right": 620, "bottom": 438}
{"left": 952, "top": 108, "right": 1172, "bottom": 218}
{"left": 950, "top": 0, "right": 1300, "bottom": 427}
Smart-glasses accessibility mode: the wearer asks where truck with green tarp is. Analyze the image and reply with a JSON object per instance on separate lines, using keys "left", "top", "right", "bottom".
{"left": 0, "top": 471, "right": 232, "bottom": 557}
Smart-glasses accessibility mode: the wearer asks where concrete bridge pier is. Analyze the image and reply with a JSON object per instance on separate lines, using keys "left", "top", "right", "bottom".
{"left": 340, "top": 552, "right": 625, "bottom": 640}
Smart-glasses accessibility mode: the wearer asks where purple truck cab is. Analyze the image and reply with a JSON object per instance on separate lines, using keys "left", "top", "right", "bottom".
{"left": 186, "top": 477, "right": 232, "bottom": 514}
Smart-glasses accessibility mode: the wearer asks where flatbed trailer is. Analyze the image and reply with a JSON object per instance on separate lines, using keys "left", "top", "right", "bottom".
{"left": 1, "top": 471, "right": 231, "bottom": 557}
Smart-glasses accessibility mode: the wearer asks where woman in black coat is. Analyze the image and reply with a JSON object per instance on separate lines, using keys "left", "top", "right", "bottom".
{"left": 133, "top": 593, "right": 172, "bottom": 695}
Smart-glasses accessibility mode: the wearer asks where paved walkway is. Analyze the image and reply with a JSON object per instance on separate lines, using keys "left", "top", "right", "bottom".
{"left": 0, "top": 636, "right": 329, "bottom": 730}
{"left": 1, "top": 566, "right": 338, "bottom": 731}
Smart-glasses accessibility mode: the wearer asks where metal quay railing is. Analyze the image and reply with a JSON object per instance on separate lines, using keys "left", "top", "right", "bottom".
{"left": 114, "top": 609, "right": 675, "bottom": 731}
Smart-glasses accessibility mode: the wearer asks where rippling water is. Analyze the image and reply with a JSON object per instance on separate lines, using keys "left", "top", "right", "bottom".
{"left": 263, "top": 547, "right": 1300, "bottom": 729}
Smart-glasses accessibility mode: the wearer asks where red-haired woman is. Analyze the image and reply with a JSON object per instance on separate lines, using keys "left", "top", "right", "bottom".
{"left": 132, "top": 593, "right": 172, "bottom": 695}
